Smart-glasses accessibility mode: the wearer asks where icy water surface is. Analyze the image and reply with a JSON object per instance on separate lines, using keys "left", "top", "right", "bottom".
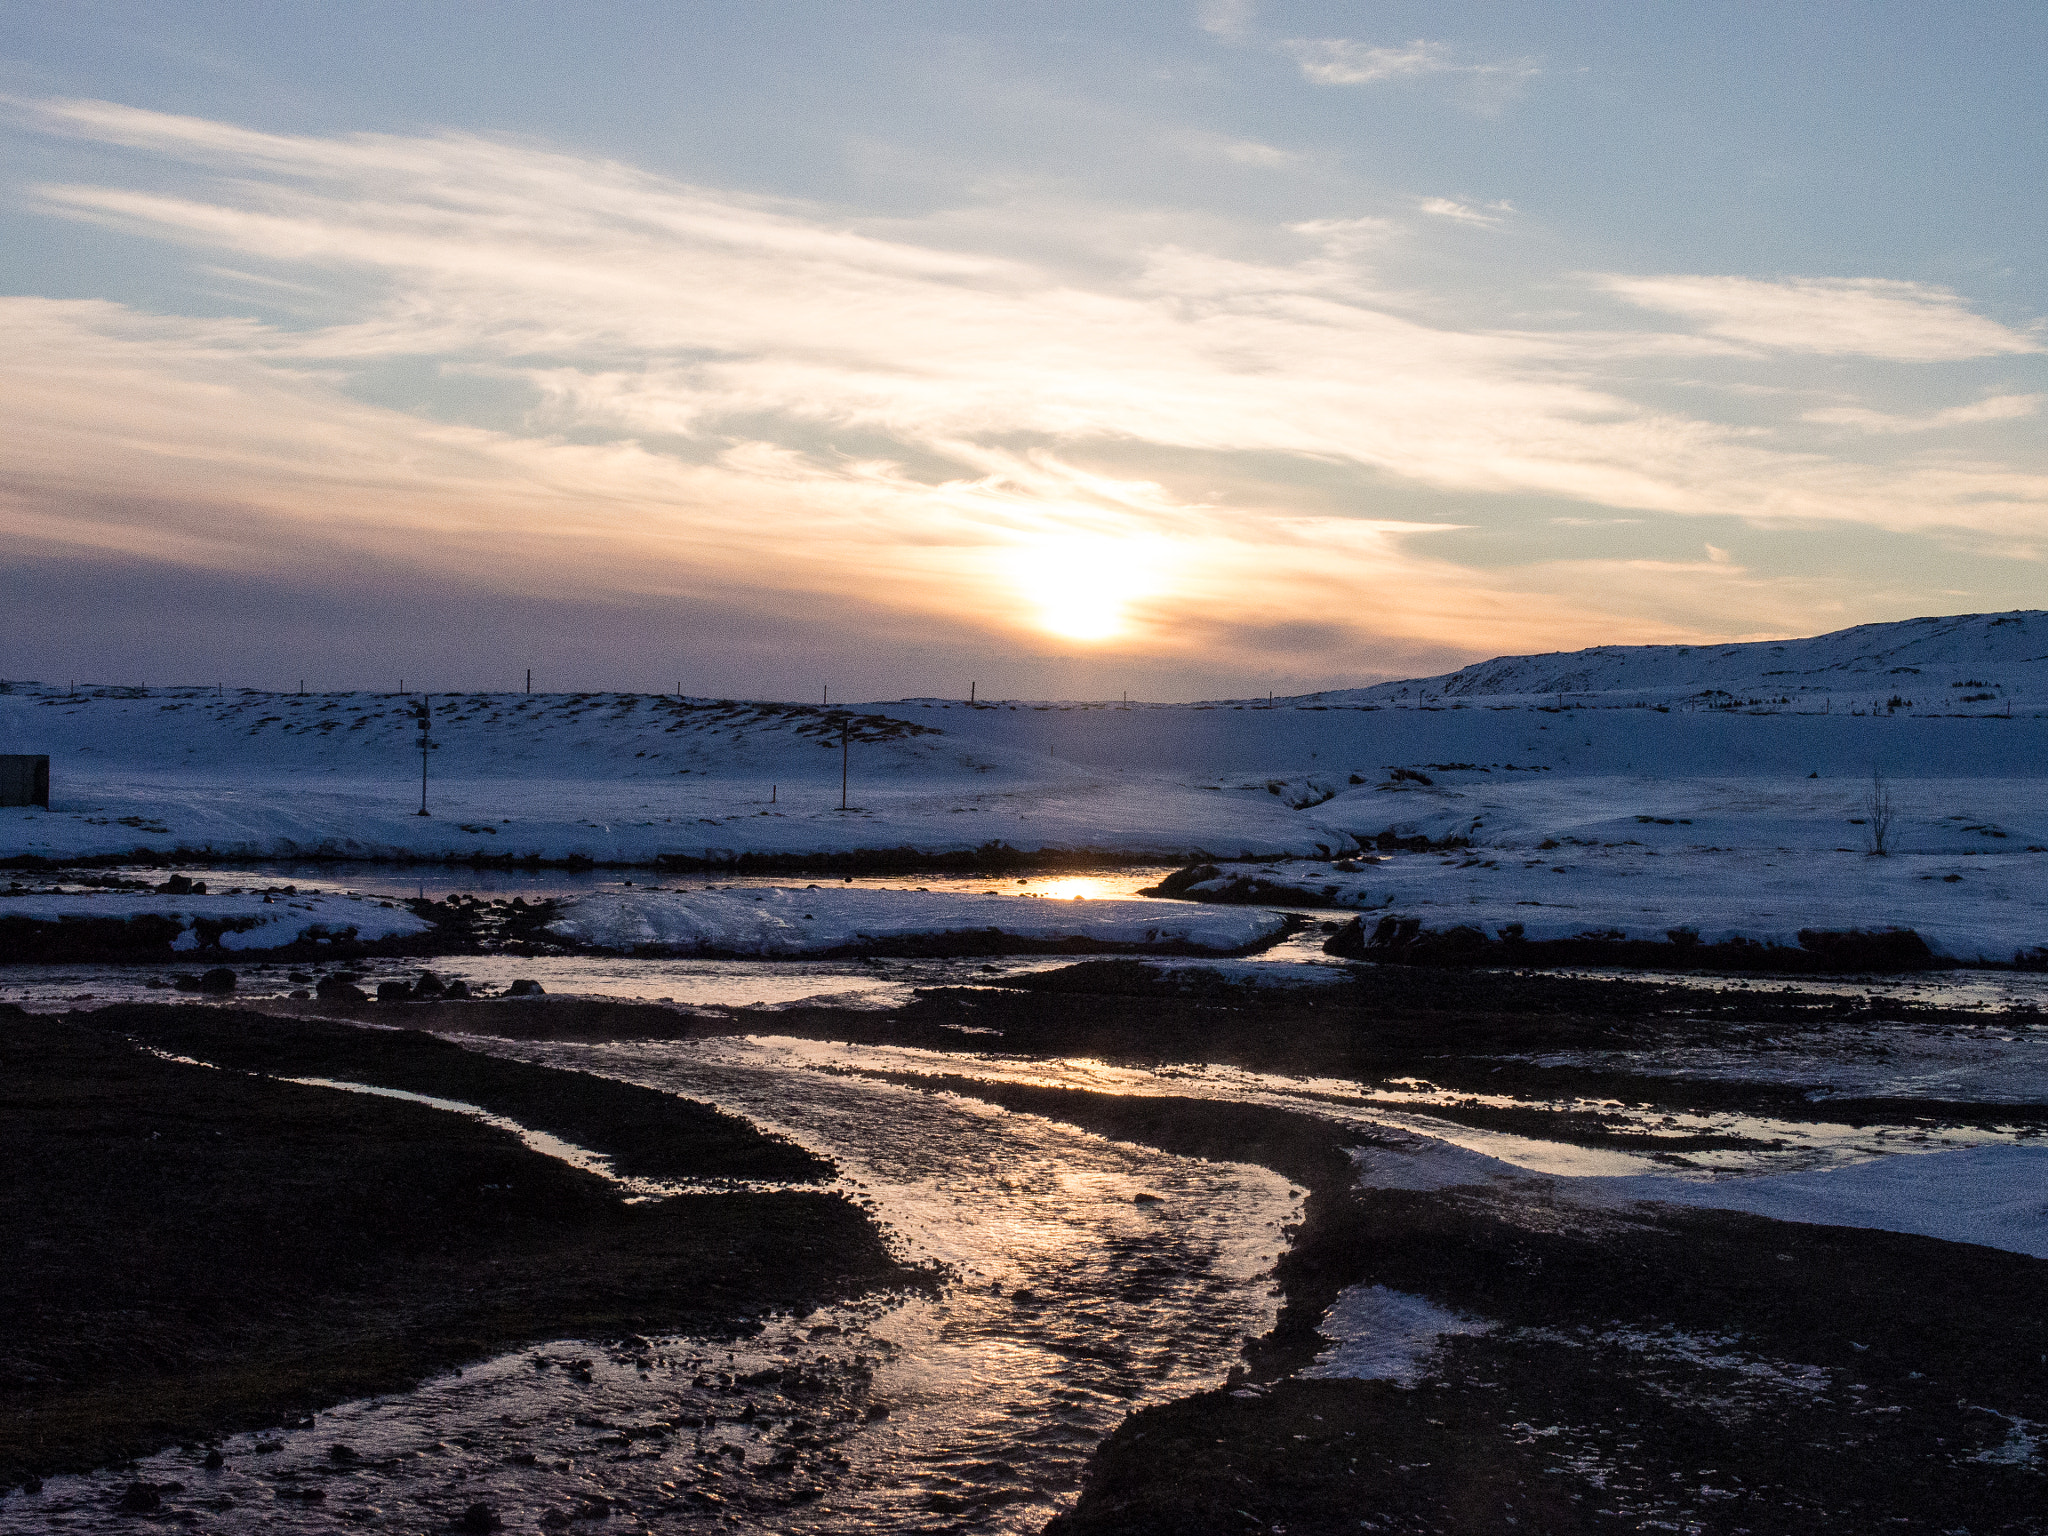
{"left": 2, "top": 1036, "right": 1295, "bottom": 1534}
{"left": 50, "top": 862, "right": 1188, "bottom": 904}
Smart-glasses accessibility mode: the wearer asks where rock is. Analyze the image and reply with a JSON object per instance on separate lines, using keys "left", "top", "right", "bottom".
{"left": 507, "top": 978, "right": 545, "bottom": 997}
{"left": 288, "top": 989, "right": 311, "bottom": 1000}
{"left": 328, "top": 1443, "right": 358, "bottom": 1463}
{"left": 1133, "top": 1192, "right": 1164, "bottom": 1204}
{"left": 376, "top": 981, "right": 415, "bottom": 1002}
{"left": 313, "top": 977, "right": 367, "bottom": 1002}
{"left": 171, "top": 974, "right": 202, "bottom": 992}
{"left": 287, "top": 971, "right": 313, "bottom": 983}
{"left": 455, "top": 1501, "right": 500, "bottom": 1531}
{"left": 441, "top": 979, "right": 472, "bottom": 999}
{"left": 115, "top": 1482, "right": 161, "bottom": 1512}
{"left": 158, "top": 875, "right": 195, "bottom": 896}
{"left": 1137, "top": 862, "right": 1221, "bottom": 898}
{"left": 1321, "top": 917, "right": 1369, "bottom": 959}
{"left": 413, "top": 971, "right": 446, "bottom": 997}
{"left": 197, "top": 967, "right": 237, "bottom": 994}
{"left": 201, "top": 1449, "right": 224, "bottom": 1470}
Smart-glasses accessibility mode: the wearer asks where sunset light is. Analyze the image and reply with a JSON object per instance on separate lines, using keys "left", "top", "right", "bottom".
{"left": 1008, "top": 535, "right": 1171, "bottom": 643}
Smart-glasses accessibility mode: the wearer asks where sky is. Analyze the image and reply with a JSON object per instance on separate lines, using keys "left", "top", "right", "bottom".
{"left": 2, "top": 1, "right": 2043, "bottom": 701}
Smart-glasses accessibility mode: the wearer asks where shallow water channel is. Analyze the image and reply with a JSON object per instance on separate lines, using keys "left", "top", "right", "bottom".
{"left": 3, "top": 1026, "right": 1299, "bottom": 1534}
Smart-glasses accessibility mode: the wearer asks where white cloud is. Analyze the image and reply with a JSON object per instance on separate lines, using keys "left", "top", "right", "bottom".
{"left": 1198, "top": 0, "right": 1256, "bottom": 40}
{"left": 1169, "top": 128, "right": 1299, "bottom": 168}
{"left": 1284, "top": 38, "right": 1452, "bottom": 85}
{"left": 1803, "top": 394, "right": 2043, "bottom": 434}
{"left": 1418, "top": 196, "right": 1513, "bottom": 227}
{"left": 1282, "top": 37, "right": 1541, "bottom": 95}
{"left": 1602, "top": 275, "right": 2043, "bottom": 361}
{"left": 6, "top": 99, "right": 2048, "bottom": 665}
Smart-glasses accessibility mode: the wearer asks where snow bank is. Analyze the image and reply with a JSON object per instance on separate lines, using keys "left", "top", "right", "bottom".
{"left": 1592, "top": 1146, "right": 2048, "bottom": 1260}
{"left": 1166, "top": 829, "right": 2048, "bottom": 964}
{"left": 0, "top": 891, "right": 431, "bottom": 951}
{"left": 1352, "top": 1138, "right": 2048, "bottom": 1260}
{"left": 545, "top": 887, "right": 1287, "bottom": 957}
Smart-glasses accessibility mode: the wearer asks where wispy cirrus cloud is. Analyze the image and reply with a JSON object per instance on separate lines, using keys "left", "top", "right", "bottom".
{"left": 1803, "top": 393, "right": 2043, "bottom": 434}
{"left": 1418, "top": 196, "right": 1514, "bottom": 227}
{"left": 1602, "top": 275, "right": 2043, "bottom": 361}
{"left": 5, "top": 97, "right": 2045, "bottom": 676}
{"left": 1281, "top": 37, "right": 1541, "bottom": 96}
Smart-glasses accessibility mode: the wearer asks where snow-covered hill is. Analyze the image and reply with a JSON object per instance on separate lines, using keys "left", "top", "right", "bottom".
{"left": 1, "top": 611, "right": 2044, "bottom": 885}
{"left": 1290, "top": 610, "right": 2048, "bottom": 710}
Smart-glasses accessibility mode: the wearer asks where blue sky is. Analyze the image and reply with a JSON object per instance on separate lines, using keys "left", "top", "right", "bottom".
{"left": 3, "top": 2, "right": 2043, "bottom": 698}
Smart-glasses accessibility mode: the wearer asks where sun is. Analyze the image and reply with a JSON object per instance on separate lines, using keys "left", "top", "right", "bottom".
{"left": 1008, "top": 536, "right": 1167, "bottom": 642}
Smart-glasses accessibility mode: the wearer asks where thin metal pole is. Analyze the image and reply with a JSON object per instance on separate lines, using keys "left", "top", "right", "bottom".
{"left": 840, "top": 721, "right": 849, "bottom": 810}
{"left": 417, "top": 696, "right": 432, "bottom": 816}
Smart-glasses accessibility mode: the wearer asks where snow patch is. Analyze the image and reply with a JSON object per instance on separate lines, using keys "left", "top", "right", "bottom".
{"left": 1301, "top": 1285, "right": 1494, "bottom": 1384}
{"left": 545, "top": 887, "right": 1287, "bottom": 956}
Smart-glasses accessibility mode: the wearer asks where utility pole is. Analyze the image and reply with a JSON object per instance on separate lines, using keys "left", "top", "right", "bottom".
{"left": 415, "top": 696, "right": 436, "bottom": 816}
{"left": 823, "top": 684, "right": 829, "bottom": 706}
{"left": 840, "top": 719, "right": 850, "bottom": 810}
{"left": 970, "top": 681, "right": 976, "bottom": 705}
{"left": 526, "top": 669, "right": 531, "bottom": 694}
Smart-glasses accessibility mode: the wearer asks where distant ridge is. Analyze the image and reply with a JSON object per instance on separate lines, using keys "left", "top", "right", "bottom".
{"left": 1291, "top": 611, "right": 2047, "bottom": 709}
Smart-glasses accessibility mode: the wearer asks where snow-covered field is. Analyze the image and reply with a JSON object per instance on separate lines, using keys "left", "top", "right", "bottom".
{"left": 3, "top": 611, "right": 2044, "bottom": 962}
{"left": 545, "top": 887, "right": 1286, "bottom": 956}
{"left": 1177, "top": 773, "right": 2048, "bottom": 963}
{"left": 0, "top": 889, "right": 430, "bottom": 951}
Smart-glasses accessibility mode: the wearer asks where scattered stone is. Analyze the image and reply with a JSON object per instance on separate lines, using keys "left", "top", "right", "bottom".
{"left": 201, "top": 1449, "right": 224, "bottom": 1470}
{"left": 197, "top": 967, "right": 237, "bottom": 994}
{"left": 115, "top": 1482, "right": 161, "bottom": 1512}
{"left": 455, "top": 1500, "right": 501, "bottom": 1531}
{"left": 328, "top": 1443, "right": 358, "bottom": 1463}
{"left": 376, "top": 981, "right": 415, "bottom": 1002}
{"left": 413, "top": 972, "right": 446, "bottom": 998}
{"left": 507, "top": 979, "right": 545, "bottom": 997}
{"left": 442, "top": 979, "right": 472, "bottom": 1000}
{"left": 315, "top": 975, "right": 367, "bottom": 1002}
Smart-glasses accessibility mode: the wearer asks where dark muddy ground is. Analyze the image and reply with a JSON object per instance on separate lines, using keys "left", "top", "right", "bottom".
{"left": 514, "top": 965, "right": 2044, "bottom": 1533}
{"left": 7, "top": 963, "right": 2044, "bottom": 1531}
{"left": 0, "top": 1006, "right": 921, "bottom": 1490}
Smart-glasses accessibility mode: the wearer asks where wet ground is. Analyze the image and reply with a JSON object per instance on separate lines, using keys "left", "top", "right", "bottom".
{"left": 4, "top": 866, "right": 2047, "bottom": 1532}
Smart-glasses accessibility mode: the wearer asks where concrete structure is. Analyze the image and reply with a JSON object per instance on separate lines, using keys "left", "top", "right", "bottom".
{"left": 0, "top": 755, "right": 50, "bottom": 808}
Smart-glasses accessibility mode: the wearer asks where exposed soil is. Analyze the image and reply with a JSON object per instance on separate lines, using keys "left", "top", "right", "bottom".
{"left": 0, "top": 1006, "right": 923, "bottom": 1489}
{"left": 71, "top": 1003, "right": 831, "bottom": 1183}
